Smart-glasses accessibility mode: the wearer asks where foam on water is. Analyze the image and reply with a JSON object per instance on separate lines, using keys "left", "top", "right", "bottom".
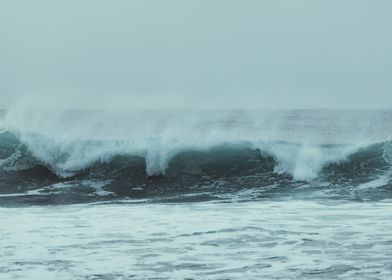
{"left": 1, "top": 200, "right": 392, "bottom": 279}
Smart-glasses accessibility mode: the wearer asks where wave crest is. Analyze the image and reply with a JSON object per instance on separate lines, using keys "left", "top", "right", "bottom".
{"left": 0, "top": 131, "right": 390, "bottom": 182}
{"left": 1, "top": 109, "right": 391, "bottom": 184}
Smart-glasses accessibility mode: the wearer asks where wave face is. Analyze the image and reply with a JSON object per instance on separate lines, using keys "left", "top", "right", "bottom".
{"left": 1, "top": 109, "right": 392, "bottom": 205}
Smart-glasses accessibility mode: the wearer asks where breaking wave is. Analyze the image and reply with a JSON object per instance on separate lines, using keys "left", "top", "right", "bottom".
{"left": 0, "top": 130, "right": 391, "bottom": 180}
{"left": 1, "top": 109, "right": 392, "bottom": 205}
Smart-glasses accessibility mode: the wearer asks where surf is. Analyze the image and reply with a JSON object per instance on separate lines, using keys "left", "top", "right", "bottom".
{"left": 1, "top": 109, "right": 392, "bottom": 204}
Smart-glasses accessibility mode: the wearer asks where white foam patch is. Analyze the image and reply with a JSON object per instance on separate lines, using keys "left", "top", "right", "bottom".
{"left": 0, "top": 180, "right": 114, "bottom": 198}
{"left": 357, "top": 169, "right": 392, "bottom": 190}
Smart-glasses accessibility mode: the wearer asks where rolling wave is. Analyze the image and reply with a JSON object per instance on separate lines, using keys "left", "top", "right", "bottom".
{"left": 0, "top": 130, "right": 390, "bottom": 184}
{"left": 1, "top": 109, "right": 392, "bottom": 204}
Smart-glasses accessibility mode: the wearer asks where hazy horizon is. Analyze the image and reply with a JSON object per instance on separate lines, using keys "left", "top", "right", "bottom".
{"left": 1, "top": 0, "right": 391, "bottom": 109}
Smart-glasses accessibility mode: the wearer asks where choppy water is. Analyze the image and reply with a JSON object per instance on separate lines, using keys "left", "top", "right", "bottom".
{"left": 1, "top": 109, "right": 392, "bottom": 279}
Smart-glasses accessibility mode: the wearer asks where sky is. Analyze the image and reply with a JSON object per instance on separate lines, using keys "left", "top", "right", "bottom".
{"left": 0, "top": 0, "right": 391, "bottom": 109}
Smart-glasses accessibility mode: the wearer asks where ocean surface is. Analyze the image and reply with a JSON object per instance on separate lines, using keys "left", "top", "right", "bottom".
{"left": 1, "top": 109, "right": 392, "bottom": 279}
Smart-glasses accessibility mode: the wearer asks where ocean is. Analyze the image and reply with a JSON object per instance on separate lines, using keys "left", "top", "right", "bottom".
{"left": 1, "top": 109, "right": 392, "bottom": 279}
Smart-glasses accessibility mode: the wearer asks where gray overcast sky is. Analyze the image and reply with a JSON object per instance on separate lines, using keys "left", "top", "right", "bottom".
{"left": 0, "top": 0, "right": 391, "bottom": 109}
